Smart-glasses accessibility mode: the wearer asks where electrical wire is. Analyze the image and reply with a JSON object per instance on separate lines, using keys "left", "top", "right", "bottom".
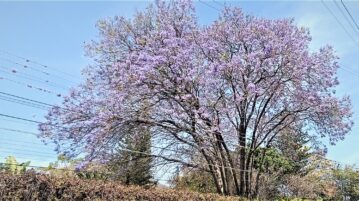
{"left": 0, "top": 65, "right": 70, "bottom": 90}
{"left": 0, "top": 50, "right": 82, "bottom": 81}
{"left": 212, "top": 0, "right": 225, "bottom": 8}
{"left": 334, "top": 0, "right": 359, "bottom": 36}
{"left": 0, "top": 113, "right": 42, "bottom": 124}
{"left": 0, "top": 121, "right": 252, "bottom": 172}
{"left": 0, "top": 117, "right": 37, "bottom": 126}
{"left": 321, "top": 0, "right": 359, "bottom": 48}
{"left": 0, "top": 148, "right": 55, "bottom": 158}
{"left": 0, "top": 95, "right": 50, "bottom": 111}
{"left": 0, "top": 56, "right": 79, "bottom": 85}
{"left": 0, "top": 162, "right": 173, "bottom": 182}
{"left": 0, "top": 127, "right": 38, "bottom": 136}
{"left": 0, "top": 137, "right": 49, "bottom": 146}
{"left": 0, "top": 73, "right": 58, "bottom": 95}
{"left": 0, "top": 91, "right": 57, "bottom": 108}
{"left": 198, "top": 0, "right": 221, "bottom": 12}
{"left": 340, "top": 0, "right": 359, "bottom": 32}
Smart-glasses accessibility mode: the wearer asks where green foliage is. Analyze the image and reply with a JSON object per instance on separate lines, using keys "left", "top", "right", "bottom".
{"left": 46, "top": 154, "right": 75, "bottom": 169}
{"left": 76, "top": 170, "right": 111, "bottom": 181}
{"left": 253, "top": 131, "right": 316, "bottom": 200}
{"left": 253, "top": 131, "right": 312, "bottom": 177}
{"left": 0, "top": 156, "right": 30, "bottom": 174}
{"left": 44, "top": 154, "right": 80, "bottom": 178}
{"left": 333, "top": 165, "right": 359, "bottom": 200}
{"left": 253, "top": 147, "right": 295, "bottom": 173}
{"left": 109, "top": 126, "right": 153, "bottom": 186}
{"left": 275, "top": 133, "right": 312, "bottom": 175}
{"left": 274, "top": 199, "right": 322, "bottom": 201}
{"left": 45, "top": 155, "right": 111, "bottom": 180}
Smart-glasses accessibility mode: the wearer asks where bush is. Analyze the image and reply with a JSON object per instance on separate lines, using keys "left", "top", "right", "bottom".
{"left": 0, "top": 171, "right": 244, "bottom": 201}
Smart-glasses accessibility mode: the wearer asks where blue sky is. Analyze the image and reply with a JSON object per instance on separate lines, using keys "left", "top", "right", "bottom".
{"left": 0, "top": 0, "right": 358, "bottom": 170}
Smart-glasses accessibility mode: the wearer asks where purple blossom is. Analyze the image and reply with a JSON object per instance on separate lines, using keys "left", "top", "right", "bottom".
{"left": 75, "top": 161, "right": 87, "bottom": 171}
{"left": 247, "top": 83, "right": 256, "bottom": 94}
{"left": 39, "top": 0, "right": 353, "bottom": 184}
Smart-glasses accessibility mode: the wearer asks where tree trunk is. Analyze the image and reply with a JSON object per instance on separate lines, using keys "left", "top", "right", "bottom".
{"left": 220, "top": 136, "right": 240, "bottom": 195}
{"left": 238, "top": 125, "right": 246, "bottom": 196}
{"left": 254, "top": 148, "right": 268, "bottom": 198}
{"left": 245, "top": 147, "right": 255, "bottom": 197}
{"left": 209, "top": 163, "right": 223, "bottom": 194}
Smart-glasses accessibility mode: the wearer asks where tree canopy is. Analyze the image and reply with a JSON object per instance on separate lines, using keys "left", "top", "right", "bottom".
{"left": 39, "top": 0, "right": 353, "bottom": 197}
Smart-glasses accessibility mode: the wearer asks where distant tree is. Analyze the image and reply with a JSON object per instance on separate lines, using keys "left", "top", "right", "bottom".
{"left": 109, "top": 125, "right": 153, "bottom": 185}
{"left": 45, "top": 155, "right": 110, "bottom": 180}
{"left": 39, "top": 0, "right": 353, "bottom": 197}
{"left": 0, "top": 156, "right": 30, "bottom": 174}
{"left": 281, "top": 154, "right": 339, "bottom": 200}
{"left": 273, "top": 129, "right": 312, "bottom": 175}
{"left": 333, "top": 165, "right": 359, "bottom": 200}
{"left": 45, "top": 154, "right": 80, "bottom": 177}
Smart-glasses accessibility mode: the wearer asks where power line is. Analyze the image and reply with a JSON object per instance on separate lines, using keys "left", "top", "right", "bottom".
{"left": 321, "top": 0, "right": 359, "bottom": 48}
{"left": 0, "top": 142, "right": 53, "bottom": 153}
{"left": 0, "top": 121, "right": 251, "bottom": 172}
{"left": 0, "top": 76, "right": 61, "bottom": 97}
{"left": 0, "top": 50, "right": 48, "bottom": 68}
{"left": 0, "top": 137, "right": 50, "bottom": 146}
{"left": 0, "top": 121, "right": 240, "bottom": 156}
{"left": 198, "top": 0, "right": 221, "bottom": 12}
{"left": 0, "top": 93, "right": 246, "bottom": 148}
{"left": 0, "top": 50, "right": 82, "bottom": 81}
{"left": 0, "top": 111, "right": 241, "bottom": 154}
{"left": 0, "top": 161, "right": 83, "bottom": 172}
{"left": 0, "top": 91, "right": 56, "bottom": 108}
{"left": 0, "top": 56, "right": 79, "bottom": 85}
{"left": 0, "top": 127, "right": 38, "bottom": 136}
{"left": 0, "top": 120, "right": 233, "bottom": 160}
{"left": 203, "top": 0, "right": 359, "bottom": 82}
{"left": 0, "top": 98, "right": 314, "bottom": 173}
{"left": 0, "top": 91, "right": 350, "bottom": 172}
{"left": 0, "top": 148, "right": 55, "bottom": 158}
{"left": 2, "top": 126, "right": 338, "bottom": 175}
{"left": 0, "top": 95, "right": 50, "bottom": 111}
{"left": 0, "top": 113, "right": 73, "bottom": 131}
{"left": 117, "top": 145, "right": 253, "bottom": 173}
{"left": 212, "top": 0, "right": 225, "bottom": 8}
{"left": 334, "top": 0, "right": 359, "bottom": 36}
{"left": 0, "top": 65, "right": 70, "bottom": 90}
{"left": 0, "top": 92, "right": 70, "bottom": 113}
{"left": 0, "top": 91, "right": 62, "bottom": 110}
{"left": 0, "top": 57, "right": 50, "bottom": 76}
{"left": 340, "top": 0, "right": 359, "bottom": 33}
{"left": 0, "top": 127, "right": 181, "bottom": 163}
{"left": 0, "top": 113, "right": 42, "bottom": 124}
{"left": 0, "top": 155, "right": 49, "bottom": 162}
{"left": 339, "top": 65, "right": 359, "bottom": 78}
{"left": 0, "top": 70, "right": 54, "bottom": 94}
{"left": 0, "top": 162, "right": 173, "bottom": 182}
{"left": 0, "top": 117, "right": 37, "bottom": 126}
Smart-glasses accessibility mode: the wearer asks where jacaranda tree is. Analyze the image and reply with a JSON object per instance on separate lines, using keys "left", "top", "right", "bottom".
{"left": 39, "top": 0, "right": 353, "bottom": 197}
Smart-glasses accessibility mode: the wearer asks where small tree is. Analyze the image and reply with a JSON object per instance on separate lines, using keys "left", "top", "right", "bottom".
{"left": 333, "top": 165, "right": 359, "bottom": 200}
{"left": 0, "top": 156, "right": 30, "bottom": 174}
{"left": 109, "top": 126, "right": 153, "bottom": 185}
